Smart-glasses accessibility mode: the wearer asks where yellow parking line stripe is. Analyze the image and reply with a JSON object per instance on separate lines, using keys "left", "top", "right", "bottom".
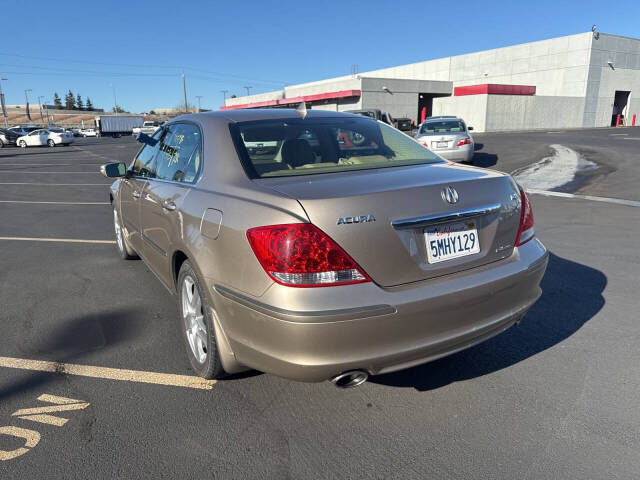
{"left": 0, "top": 183, "right": 109, "bottom": 185}
{"left": 0, "top": 200, "right": 109, "bottom": 205}
{"left": 0, "top": 237, "right": 116, "bottom": 244}
{"left": 0, "top": 357, "right": 216, "bottom": 390}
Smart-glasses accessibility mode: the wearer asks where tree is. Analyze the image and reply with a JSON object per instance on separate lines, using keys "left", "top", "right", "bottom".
{"left": 85, "top": 98, "right": 94, "bottom": 111}
{"left": 149, "top": 110, "right": 156, "bottom": 115}
{"left": 112, "top": 105, "right": 125, "bottom": 113}
{"left": 64, "top": 90, "right": 75, "bottom": 110}
{"left": 76, "top": 94, "right": 84, "bottom": 111}
{"left": 230, "top": 94, "right": 237, "bottom": 98}
{"left": 53, "top": 93, "right": 62, "bottom": 109}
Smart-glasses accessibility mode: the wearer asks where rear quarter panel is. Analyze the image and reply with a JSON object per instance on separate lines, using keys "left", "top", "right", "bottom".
{"left": 177, "top": 186, "right": 309, "bottom": 300}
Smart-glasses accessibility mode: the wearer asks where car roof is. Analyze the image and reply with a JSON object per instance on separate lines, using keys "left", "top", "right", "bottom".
{"left": 425, "top": 116, "right": 460, "bottom": 121}
{"left": 170, "top": 108, "right": 357, "bottom": 125}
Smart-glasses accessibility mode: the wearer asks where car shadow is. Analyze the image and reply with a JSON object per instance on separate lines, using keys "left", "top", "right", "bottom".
{"left": 0, "top": 308, "right": 147, "bottom": 402}
{"left": 469, "top": 143, "right": 498, "bottom": 168}
{"left": 371, "top": 253, "right": 606, "bottom": 391}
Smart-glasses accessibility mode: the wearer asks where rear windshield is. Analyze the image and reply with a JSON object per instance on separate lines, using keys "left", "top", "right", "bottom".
{"left": 230, "top": 116, "right": 442, "bottom": 178}
{"left": 419, "top": 120, "right": 465, "bottom": 135}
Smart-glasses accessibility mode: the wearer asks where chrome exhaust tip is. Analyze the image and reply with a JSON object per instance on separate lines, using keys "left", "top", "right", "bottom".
{"left": 330, "top": 370, "right": 369, "bottom": 389}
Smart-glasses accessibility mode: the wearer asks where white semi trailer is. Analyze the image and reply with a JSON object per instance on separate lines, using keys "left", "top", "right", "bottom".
{"left": 95, "top": 115, "right": 144, "bottom": 138}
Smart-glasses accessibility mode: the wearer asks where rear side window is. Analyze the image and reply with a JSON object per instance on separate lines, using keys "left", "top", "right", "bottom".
{"left": 230, "top": 116, "right": 442, "bottom": 178}
{"left": 154, "top": 123, "right": 202, "bottom": 183}
{"left": 419, "top": 120, "right": 465, "bottom": 135}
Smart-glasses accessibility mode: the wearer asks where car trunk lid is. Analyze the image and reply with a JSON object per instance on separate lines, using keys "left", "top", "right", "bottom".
{"left": 417, "top": 133, "right": 469, "bottom": 150}
{"left": 255, "top": 162, "right": 521, "bottom": 287}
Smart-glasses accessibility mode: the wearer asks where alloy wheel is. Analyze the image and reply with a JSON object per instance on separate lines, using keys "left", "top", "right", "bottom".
{"left": 113, "top": 209, "right": 124, "bottom": 253}
{"left": 181, "top": 275, "right": 207, "bottom": 364}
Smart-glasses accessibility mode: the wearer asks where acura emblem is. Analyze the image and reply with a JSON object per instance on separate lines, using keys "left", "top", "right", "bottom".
{"left": 441, "top": 186, "right": 459, "bottom": 204}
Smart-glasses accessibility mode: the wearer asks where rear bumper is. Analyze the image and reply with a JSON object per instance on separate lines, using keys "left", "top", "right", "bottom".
{"left": 211, "top": 238, "right": 548, "bottom": 382}
{"left": 435, "top": 145, "right": 474, "bottom": 162}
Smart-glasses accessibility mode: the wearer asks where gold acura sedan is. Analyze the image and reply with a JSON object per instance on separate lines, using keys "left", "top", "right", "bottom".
{"left": 101, "top": 109, "right": 548, "bottom": 388}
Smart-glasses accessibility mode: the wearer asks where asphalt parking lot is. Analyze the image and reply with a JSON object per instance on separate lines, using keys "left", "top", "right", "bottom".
{"left": 1, "top": 128, "right": 639, "bottom": 479}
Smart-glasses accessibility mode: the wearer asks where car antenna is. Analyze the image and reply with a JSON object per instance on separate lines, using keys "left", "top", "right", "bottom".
{"left": 295, "top": 101, "right": 307, "bottom": 119}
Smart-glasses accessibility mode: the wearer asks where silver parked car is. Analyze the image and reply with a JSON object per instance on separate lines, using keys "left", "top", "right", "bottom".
{"left": 101, "top": 109, "right": 547, "bottom": 387}
{"left": 416, "top": 116, "right": 475, "bottom": 163}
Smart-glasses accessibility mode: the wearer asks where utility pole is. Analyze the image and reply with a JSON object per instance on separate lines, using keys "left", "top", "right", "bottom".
{"left": 37, "top": 95, "right": 45, "bottom": 122}
{"left": 221, "top": 90, "right": 228, "bottom": 104}
{"left": 195, "top": 95, "right": 203, "bottom": 113}
{"left": 182, "top": 69, "right": 189, "bottom": 113}
{"left": 24, "top": 89, "right": 33, "bottom": 124}
{"left": 110, "top": 84, "right": 118, "bottom": 116}
{"left": 0, "top": 77, "right": 8, "bottom": 128}
{"left": 243, "top": 86, "right": 252, "bottom": 96}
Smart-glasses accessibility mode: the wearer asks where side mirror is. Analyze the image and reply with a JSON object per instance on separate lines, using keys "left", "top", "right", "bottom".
{"left": 136, "top": 132, "right": 158, "bottom": 146}
{"left": 467, "top": 126, "right": 474, "bottom": 131}
{"left": 100, "top": 162, "right": 127, "bottom": 178}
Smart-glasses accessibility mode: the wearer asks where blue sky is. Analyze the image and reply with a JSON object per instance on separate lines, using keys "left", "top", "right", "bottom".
{"left": 1, "top": 0, "right": 638, "bottom": 113}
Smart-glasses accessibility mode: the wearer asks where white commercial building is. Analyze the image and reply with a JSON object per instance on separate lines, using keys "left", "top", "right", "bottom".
{"left": 223, "top": 31, "right": 640, "bottom": 132}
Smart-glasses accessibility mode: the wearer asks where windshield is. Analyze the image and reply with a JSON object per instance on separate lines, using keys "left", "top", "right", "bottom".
{"left": 419, "top": 120, "right": 466, "bottom": 135}
{"left": 230, "top": 116, "right": 442, "bottom": 179}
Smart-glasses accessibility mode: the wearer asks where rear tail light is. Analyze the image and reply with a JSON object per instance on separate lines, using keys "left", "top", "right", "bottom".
{"left": 246, "top": 223, "right": 371, "bottom": 287}
{"left": 515, "top": 187, "right": 535, "bottom": 246}
{"left": 456, "top": 138, "right": 471, "bottom": 146}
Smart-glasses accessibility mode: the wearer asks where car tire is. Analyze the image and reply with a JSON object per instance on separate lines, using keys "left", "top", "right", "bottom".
{"left": 113, "top": 207, "right": 138, "bottom": 260}
{"left": 47, "top": 139, "right": 55, "bottom": 147}
{"left": 177, "top": 260, "right": 226, "bottom": 380}
{"left": 19, "top": 140, "right": 27, "bottom": 148}
{"left": 0, "top": 141, "right": 4, "bottom": 148}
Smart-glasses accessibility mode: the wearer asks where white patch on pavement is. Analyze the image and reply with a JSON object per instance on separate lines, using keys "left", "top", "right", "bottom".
{"left": 526, "top": 189, "right": 640, "bottom": 207}
{"left": 512, "top": 144, "right": 597, "bottom": 191}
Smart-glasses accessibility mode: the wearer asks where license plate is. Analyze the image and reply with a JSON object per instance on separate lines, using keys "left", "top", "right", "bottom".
{"left": 432, "top": 141, "right": 448, "bottom": 148}
{"left": 425, "top": 222, "right": 480, "bottom": 264}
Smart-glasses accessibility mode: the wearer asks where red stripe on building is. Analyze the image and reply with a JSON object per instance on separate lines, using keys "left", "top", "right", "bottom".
{"left": 221, "top": 90, "right": 362, "bottom": 110}
{"left": 454, "top": 84, "right": 536, "bottom": 96}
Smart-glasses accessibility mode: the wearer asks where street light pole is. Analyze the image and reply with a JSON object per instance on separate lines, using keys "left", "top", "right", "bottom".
{"left": 221, "top": 90, "right": 228, "bottom": 104}
{"left": 243, "top": 86, "right": 252, "bottom": 96}
{"left": 110, "top": 84, "right": 118, "bottom": 116}
{"left": 195, "top": 95, "right": 203, "bottom": 113}
{"left": 0, "top": 77, "right": 8, "bottom": 128}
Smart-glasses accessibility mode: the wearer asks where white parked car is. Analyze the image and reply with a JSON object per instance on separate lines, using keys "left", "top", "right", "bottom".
{"left": 17, "top": 129, "right": 74, "bottom": 148}
{"left": 415, "top": 116, "right": 475, "bottom": 163}
{"left": 80, "top": 128, "right": 98, "bottom": 137}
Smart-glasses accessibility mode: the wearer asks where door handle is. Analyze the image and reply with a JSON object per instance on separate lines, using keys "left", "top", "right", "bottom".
{"left": 132, "top": 191, "right": 141, "bottom": 199}
{"left": 162, "top": 201, "right": 177, "bottom": 211}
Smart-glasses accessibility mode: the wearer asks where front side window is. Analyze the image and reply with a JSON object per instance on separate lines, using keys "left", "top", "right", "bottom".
{"left": 130, "top": 128, "right": 163, "bottom": 177}
{"left": 231, "top": 116, "right": 442, "bottom": 178}
{"left": 154, "top": 123, "right": 202, "bottom": 183}
{"left": 419, "top": 120, "right": 466, "bottom": 135}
